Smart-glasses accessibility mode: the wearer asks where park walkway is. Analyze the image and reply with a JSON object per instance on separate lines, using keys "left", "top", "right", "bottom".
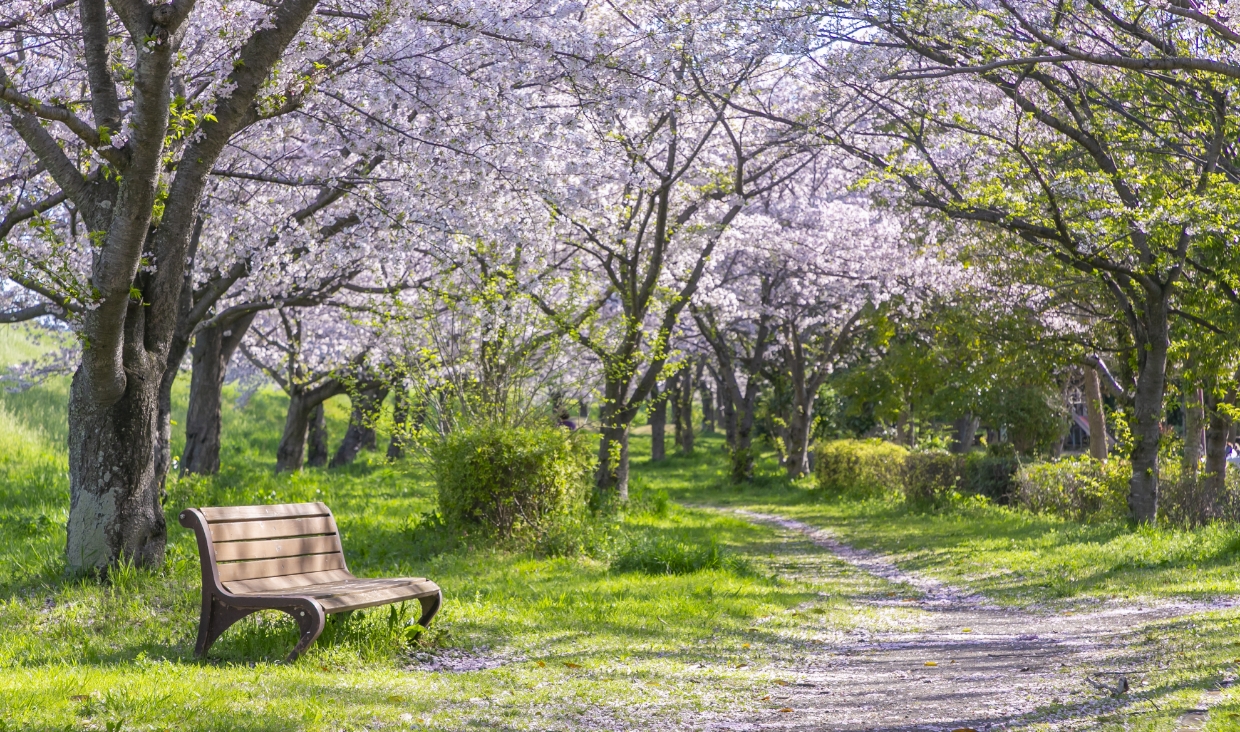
{"left": 711, "top": 509, "right": 1234, "bottom": 732}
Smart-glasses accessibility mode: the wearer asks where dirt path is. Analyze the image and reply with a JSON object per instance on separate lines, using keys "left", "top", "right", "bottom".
{"left": 716, "top": 509, "right": 1236, "bottom": 732}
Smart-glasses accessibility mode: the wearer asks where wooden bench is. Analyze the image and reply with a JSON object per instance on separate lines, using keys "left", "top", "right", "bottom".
{"left": 179, "top": 501, "right": 441, "bottom": 661}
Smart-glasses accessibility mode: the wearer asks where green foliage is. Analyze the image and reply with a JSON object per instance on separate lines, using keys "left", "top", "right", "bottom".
{"left": 901, "top": 451, "right": 959, "bottom": 505}
{"left": 959, "top": 452, "right": 1020, "bottom": 503}
{"left": 611, "top": 534, "right": 750, "bottom": 575}
{"left": 1015, "top": 456, "right": 1130, "bottom": 522}
{"left": 431, "top": 425, "right": 594, "bottom": 542}
{"left": 813, "top": 439, "right": 908, "bottom": 498}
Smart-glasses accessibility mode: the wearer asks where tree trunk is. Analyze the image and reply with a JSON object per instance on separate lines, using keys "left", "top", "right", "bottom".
{"left": 1127, "top": 298, "right": 1171, "bottom": 523}
{"left": 1202, "top": 389, "right": 1234, "bottom": 521}
{"left": 1084, "top": 366, "right": 1109, "bottom": 461}
{"left": 732, "top": 381, "right": 760, "bottom": 482}
{"left": 387, "top": 388, "right": 408, "bottom": 461}
{"left": 66, "top": 361, "right": 166, "bottom": 572}
{"left": 1183, "top": 383, "right": 1204, "bottom": 479}
{"left": 578, "top": 398, "right": 589, "bottom": 420}
{"left": 677, "top": 366, "right": 695, "bottom": 455}
{"left": 649, "top": 383, "right": 667, "bottom": 462}
{"left": 181, "top": 314, "right": 255, "bottom": 476}
{"left": 784, "top": 396, "right": 814, "bottom": 478}
{"left": 700, "top": 378, "right": 715, "bottom": 433}
{"left": 276, "top": 380, "right": 344, "bottom": 473}
{"left": 306, "top": 403, "right": 329, "bottom": 467}
{"left": 594, "top": 378, "right": 634, "bottom": 502}
{"left": 951, "top": 414, "right": 978, "bottom": 454}
{"left": 330, "top": 384, "right": 388, "bottom": 468}
{"left": 719, "top": 375, "right": 737, "bottom": 448}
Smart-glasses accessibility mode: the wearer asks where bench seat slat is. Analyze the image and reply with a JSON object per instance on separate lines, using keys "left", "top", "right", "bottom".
{"left": 223, "top": 569, "right": 355, "bottom": 594}
{"left": 201, "top": 502, "right": 331, "bottom": 523}
{"left": 216, "top": 552, "right": 346, "bottom": 583}
{"left": 233, "top": 577, "right": 440, "bottom": 613}
{"left": 209, "top": 516, "right": 337, "bottom": 542}
{"left": 213, "top": 535, "right": 341, "bottom": 562}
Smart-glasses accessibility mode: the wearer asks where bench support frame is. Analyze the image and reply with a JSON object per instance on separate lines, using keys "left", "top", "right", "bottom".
{"left": 180, "top": 508, "right": 440, "bottom": 662}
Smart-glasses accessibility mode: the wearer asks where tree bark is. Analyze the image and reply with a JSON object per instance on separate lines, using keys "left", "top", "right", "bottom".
{"left": 1127, "top": 296, "right": 1171, "bottom": 523}
{"left": 181, "top": 314, "right": 257, "bottom": 475}
{"left": 1084, "top": 366, "right": 1109, "bottom": 461}
{"left": 951, "top": 414, "right": 978, "bottom": 454}
{"left": 676, "top": 365, "right": 695, "bottom": 455}
{"left": 387, "top": 388, "right": 408, "bottom": 461}
{"left": 594, "top": 378, "right": 636, "bottom": 502}
{"left": 276, "top": 379, "right": 345, "bottom": 473}
{"left": 1183, "top": 383, "right": 1204, "bottom": 479}
{"left": 306, "top": 404, "right": 329, "bottom": 467}
{"left": 330, "top": 384, "right": 388, "bottom": 467}
{"left": 649, "top": 383, "right": 667, "bottom": 462}
{"left": 1202, "top": 389, "right": 1234, "bottom": 520}
{"left": 700, "top": 374, "right": 715, "bottom": 433}
{"left": 66, "top": 354, "right": 165, "bottom": 571}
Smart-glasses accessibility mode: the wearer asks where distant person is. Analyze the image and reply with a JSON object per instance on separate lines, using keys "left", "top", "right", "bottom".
{"left": 557, "top": 411, "right": 578, "bottom": 430}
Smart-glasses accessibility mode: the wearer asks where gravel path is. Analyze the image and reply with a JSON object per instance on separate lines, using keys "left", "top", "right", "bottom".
{"left": 716, "top": 509, "right": 1236, "bottom": 732}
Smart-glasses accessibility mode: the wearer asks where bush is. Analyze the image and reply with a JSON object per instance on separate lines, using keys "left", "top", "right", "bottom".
{"left": 902, "top": 451, "right": 959, "bottom": 504}
{"left": 814, "top": 439, "right": 909, "bottom": 498}
{"left": 610, "top": 535, "right": 750, "bottom": 575}
{"left": 960, "top": 452, "right": 1020, "bottom": 503}
{"left": 431, "top": 425, "right": 593, "bottom": 542}
{"left": 1014, "top": 456, "right": 1129, "bottom": 521}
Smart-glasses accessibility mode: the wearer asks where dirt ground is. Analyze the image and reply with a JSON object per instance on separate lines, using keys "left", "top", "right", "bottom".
{"left": 711, "top": 510, "right": 1236, "bottom": 732}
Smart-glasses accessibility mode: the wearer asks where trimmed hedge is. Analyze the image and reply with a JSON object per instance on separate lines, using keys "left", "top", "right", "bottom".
{"left": 431, "top": 425, "right": 593, "bottom": 541}
{"left": 1013, "top": 456, "right": 1129, "bottom": 522}
{"left": 902, "top": 451, "right": 959, "bottom": 504}
{"left": 814, "top": 439, "right": 909, "bottom": 498}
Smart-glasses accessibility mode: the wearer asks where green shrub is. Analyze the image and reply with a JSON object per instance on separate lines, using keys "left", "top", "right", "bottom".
{"left": 431, "top": 425, "right": 593, "bottom": 541}
{"left": 960, "top": 452, "right": 1020, "bottom": 503}
{"left": 902, "top": 451, "right": 960, "bottom": 504}
{"left": 610, "top": 535, "right": 750, "bottom": 575}
{"left": 1014, "top": 456, "right": 1129, "bottom": 521}
{"left": 814, "top": 439, "right": 909, "bottom": 498}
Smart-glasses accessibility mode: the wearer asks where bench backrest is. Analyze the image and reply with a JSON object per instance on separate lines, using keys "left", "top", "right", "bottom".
{"left": 183, "top": 502, "right": 353, "bottom": 593}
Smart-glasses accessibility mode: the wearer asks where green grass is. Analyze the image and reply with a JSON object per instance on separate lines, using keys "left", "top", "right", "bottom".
{"left": 0, "top": 326, "right": 912, "bottom": 731}
{"left": 10, "top": 321, "right": 1240, "bottom": 730}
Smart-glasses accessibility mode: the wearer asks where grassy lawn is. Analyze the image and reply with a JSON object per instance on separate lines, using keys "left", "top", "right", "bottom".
{"left": 0, "top": 327, "right": 917, "bottom": 731}
{"left": 9, "top": 322, "right": 1240, "bottom": 730}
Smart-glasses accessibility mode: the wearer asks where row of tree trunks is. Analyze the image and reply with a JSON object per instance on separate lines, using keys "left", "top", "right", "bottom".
{"left": 330, "top": 383, "right": 389, "bottom": 467}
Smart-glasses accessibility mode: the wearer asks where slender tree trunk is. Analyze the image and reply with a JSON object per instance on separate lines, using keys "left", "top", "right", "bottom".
{"left": 719, "top": 376, "right": 737, "bottom": 448}
{"left": 276, "top": 380, "right": 344, "bottom": 473}
{"left": 784, "top": 397, "right": 815, "bottom": 478}
{"left": 677, "top": 366, "right": 695, "bottom": 455}
{"left": 306, "top": 404, "right": 329, "bottom": 467}
{"left": 595, "top": 378, "right": 635, "bottom": 501}
{"left": 1084, "top": 366, "right": 1109, "bottom": 461}
{"left": 1128, "top": 298, "right": 1171, "bottom": 523}
{"left": 1203, "top": 389, "right": 1234, "bottom": 521}
{"left": 951, "top": 414, "right": 978, "bottom": 454}
{"left": 330, "top": 384, "right": 388, "bottom": 467}
{"left": 649, "top": 383, "right": 667, "bottom": 462}
{"left": 181, "top": 314, "right": 256, "bottom": 475}
{"left": 671, "top": 369, "right": 685, "bottom": 452}
{"left": 732, "top": 381, "right": 760, "bottom": 482}
{"left": 700, "top": 378, "right": 715, "bottom": 433}
{"left": 1183, "top": 383, "right": 1204, "bottom": 479}
{"left": 578, "top": 398, "right": 589, "bottom": 420}
{"left": 387, "top": 388, "right": 408, "bottom": 461}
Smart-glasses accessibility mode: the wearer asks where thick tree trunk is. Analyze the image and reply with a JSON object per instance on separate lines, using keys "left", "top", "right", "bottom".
{"left": 732, "top": 382, "right": 760, "bottom": 482}
{"left": 649, "top": 383, "right": 667, "bottom": 462}
{"left": 1183, "top": 384, "right": 1204, "bottom": 479}
{"left": 1127, "top": 299, "right": 1171, "bottom": 523}
{"left": 719, "top": 376, "right": 737, "bottom": 448}
{"left": 181, "top": 314, "right": 255, "bottom": 475}
{"left": 1084, "top": 366, "right": 1109, "bottom": 461}
{"left": 306, "top": 403, "right": 329, "bottom": 467}
{"left": 330, "top": 384, "right": 388, "bottom": 467}
{"left": 66, "top": 362, "right": 166, "bottom": 572}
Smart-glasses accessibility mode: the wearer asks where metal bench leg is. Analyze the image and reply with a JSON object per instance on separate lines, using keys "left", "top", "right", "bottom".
{"left": 196, "top": 594, "right": 258, "bottom": 658}
{"left": 416, "top": 590, "right": 442, "bottom": 627}
{"left": 285, "top": 601, "right": 325, "bottom": 662}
